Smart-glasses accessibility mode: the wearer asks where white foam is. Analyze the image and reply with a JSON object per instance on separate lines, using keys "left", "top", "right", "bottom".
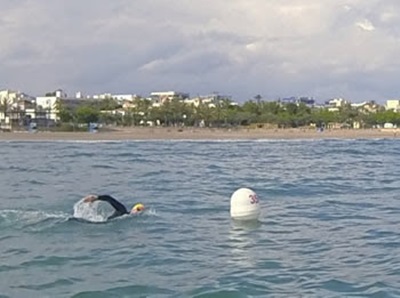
{"left": 73, "top": 199, "right": 108, "bottom": 222}
{"left": 144, "top": 208, "right": 158, "bottom": 216}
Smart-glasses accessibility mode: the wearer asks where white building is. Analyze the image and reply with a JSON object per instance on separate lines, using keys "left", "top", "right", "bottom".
{"left": 55, "top": 89, "right": 67, "bottom": 98}
{"left": 326, "top": 98, "right": 348, "bottom": 111}
{"left": 150, "top": 91, "right": 190, "bottom": 104}
{"left": 351, "top": 101, "right": 380, "bottom": 114}
{"left": 183, "top": 94, "right": 235, "bottom": 108}
{"left": 0, "top": 89, "right": 34, "bottom": 105}
{"left": 184, "top": 96, "right": 215, "bottom": 107}
{"left": 35, "top": 96, "right": 59, "bottom": 121}
{"left": 92, "top": 93, "right": 113, "bottom": 100}
{"left": 0, "top": 90, "right": 18, "bottom": 104}
{"left": 0, "top": 90, "right": 35, "bottom": 129}
{"left": 386, "top": 100, "right": 400, "bottom": 112}
{"left": 112, "top": 94, "right": 139, "bottom": 102}
{"left": 36, "top": 95, "right": 93, "bottom": 122}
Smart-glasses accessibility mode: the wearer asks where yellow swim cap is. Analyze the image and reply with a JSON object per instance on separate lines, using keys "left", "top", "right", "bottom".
{"left": 131, "top": 203, "right": 145, "bottom": 213}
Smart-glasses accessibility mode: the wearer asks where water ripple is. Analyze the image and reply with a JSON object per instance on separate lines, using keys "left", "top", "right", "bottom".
{"left": 0, "top": 139, "right": 400, "bottom": 297}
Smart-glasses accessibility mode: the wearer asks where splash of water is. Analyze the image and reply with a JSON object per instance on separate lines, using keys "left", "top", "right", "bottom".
{"left": 145, "top": 207, "right": 158, "bottom": 216}
{"left": 73, "top": 199, "right": 109, "bottom": 222}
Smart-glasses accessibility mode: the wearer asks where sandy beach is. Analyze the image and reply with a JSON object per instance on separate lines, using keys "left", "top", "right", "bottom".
{"left": 0, "top": 127, "right": 399, "bottom": 141}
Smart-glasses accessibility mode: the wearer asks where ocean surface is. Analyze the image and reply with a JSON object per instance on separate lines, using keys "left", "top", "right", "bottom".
{"left": 0, "top": 138, "right": 399, "bottom": 298}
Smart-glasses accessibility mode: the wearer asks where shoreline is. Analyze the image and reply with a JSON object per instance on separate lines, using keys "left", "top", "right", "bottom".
{"left": 0, "top": 127, "right": 399, "bottom": 141}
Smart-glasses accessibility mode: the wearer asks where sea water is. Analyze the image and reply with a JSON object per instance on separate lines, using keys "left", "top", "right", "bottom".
{"left": 0, "top": 138, "right": 399, "bottom": 297}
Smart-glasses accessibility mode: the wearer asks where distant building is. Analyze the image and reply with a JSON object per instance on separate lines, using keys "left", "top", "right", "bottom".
{"left": 150, "top": 91, "right": 190, "bottom": 104}
{"left": 122, "top": 97, "right": 151, "bottom": 109}
{"left": 325, "top": 98, "right": 349, "bottom": 111}
{"left": 386, "top": 99, "right": 400, "bottom": 112}
{"left": 0, "top": 89, "right": 35, "bottom": 104}
{"left": 92, "top": 93, "right": 113, "bottom": 100}
{"left": 351, "top": 101, "right": 380, "bottom": 114}
{"left": 112, "top": 94, "right": 140, "bottom": 102}
{"left": 36, "top": 95, "right": 95, "bottom": 122}
{"left": 0, "top": 90, "right": 35, "bottom": 130}
{"left": 75, "top": 91, "right": 83, "bottom": 99}
{"left": 55, "top": 89, "right": 67, "bottom": 98}
{"left": 282, "top": 96, "right": 315, "bottom": 107}
{"left": 184, "top": 94, "right": 233, "bottom": 108}
{"left": 91, "top": 93, "right": 142, "bottom": 104}
{"left": 35, "top": 96, "right": 60, "bottom": 121}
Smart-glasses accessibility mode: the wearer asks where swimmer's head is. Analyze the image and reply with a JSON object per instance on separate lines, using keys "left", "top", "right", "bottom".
{"left": 131, "top": 203, "right": 145, "bottom": 214}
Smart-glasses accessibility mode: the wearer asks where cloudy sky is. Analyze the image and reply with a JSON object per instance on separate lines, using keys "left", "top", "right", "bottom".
{"left": 1, "top": 0, "right": 399, "bottom": 103}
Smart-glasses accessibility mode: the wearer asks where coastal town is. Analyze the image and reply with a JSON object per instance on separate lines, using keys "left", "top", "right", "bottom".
{"left": 0, "top": 88, "right": 400, "bottom": 132}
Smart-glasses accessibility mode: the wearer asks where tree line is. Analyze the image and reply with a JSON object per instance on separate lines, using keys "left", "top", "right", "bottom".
{"left": 56, "top": 97, "right": 400, "bottom": 129}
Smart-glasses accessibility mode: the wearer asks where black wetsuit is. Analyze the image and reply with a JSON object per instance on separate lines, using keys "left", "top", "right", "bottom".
{"left": 97, "top": 195, "right": 129, "bottom": 220}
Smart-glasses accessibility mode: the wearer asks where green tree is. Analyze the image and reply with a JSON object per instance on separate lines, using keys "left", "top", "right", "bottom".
{"left": 55, "top": 100, "right": 74, "bottom": 122}
{"left": 75, "top": 105, "right": 100, "bottom": 124}
{"left": 261, "top": 101, "right": 283, "bottom": 115}
{"left": 310, "top": 108, "right": 339, "bottom": 127}
{"left": 373, "top": 110, "right": 400, "bottom": 126}
{"left": 129, "top": 98, "right": 152, "bottom": 126}
{"left": 98, "top": 98, "right": 121, "bottom": 110}
{"left": 285, "top": 103, "right": 299, "bottom": 115}
{"left": 242, "top": 101, "right": 260, "bottom": 116}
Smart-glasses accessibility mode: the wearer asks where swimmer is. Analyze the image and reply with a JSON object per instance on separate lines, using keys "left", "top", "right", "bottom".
{"left": 83, "top": 194, "right": 145, "bottom": 220}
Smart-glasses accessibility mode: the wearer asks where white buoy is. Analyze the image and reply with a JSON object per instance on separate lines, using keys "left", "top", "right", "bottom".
{"left": 230, "top": 188, "right": 261, "bottom": 221}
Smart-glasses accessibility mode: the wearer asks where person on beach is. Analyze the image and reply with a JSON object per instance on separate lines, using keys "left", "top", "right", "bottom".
{"left": 83, "top": 194, "right": 145, "bottom": 220}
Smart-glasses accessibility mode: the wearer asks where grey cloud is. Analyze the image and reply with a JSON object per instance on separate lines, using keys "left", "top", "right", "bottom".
{"left": 1, "top": 0, "right": 400, "bottom": 102}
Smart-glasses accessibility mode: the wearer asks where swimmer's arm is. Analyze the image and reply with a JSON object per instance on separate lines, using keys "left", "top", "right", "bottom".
{"left": 95, "top": 195, "right": 128, "bottom": 214}
{"left": 83, "top": 194, "right": 98, "bottom": 203}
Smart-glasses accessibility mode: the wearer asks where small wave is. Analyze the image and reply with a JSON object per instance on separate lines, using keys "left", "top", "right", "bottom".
{"left": 0, "top": 209, "right": 69, "bottom": 232}
{"left": 71, "top": 285, "right": 174, "bottom": 298}
{"left": 14, "top": 278, "right": 77, "bottom": 291}
{"left": 191, "top": 288, "right": 249, "bottom": 298}
{"left": 319, "top": 278, "right": 392, "bottom": 296}
{"left": 0, "top": 210, "right": 67, "bottom": 224}
{"left": 91, "top": 164, "right": 117, "bottom": 169}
